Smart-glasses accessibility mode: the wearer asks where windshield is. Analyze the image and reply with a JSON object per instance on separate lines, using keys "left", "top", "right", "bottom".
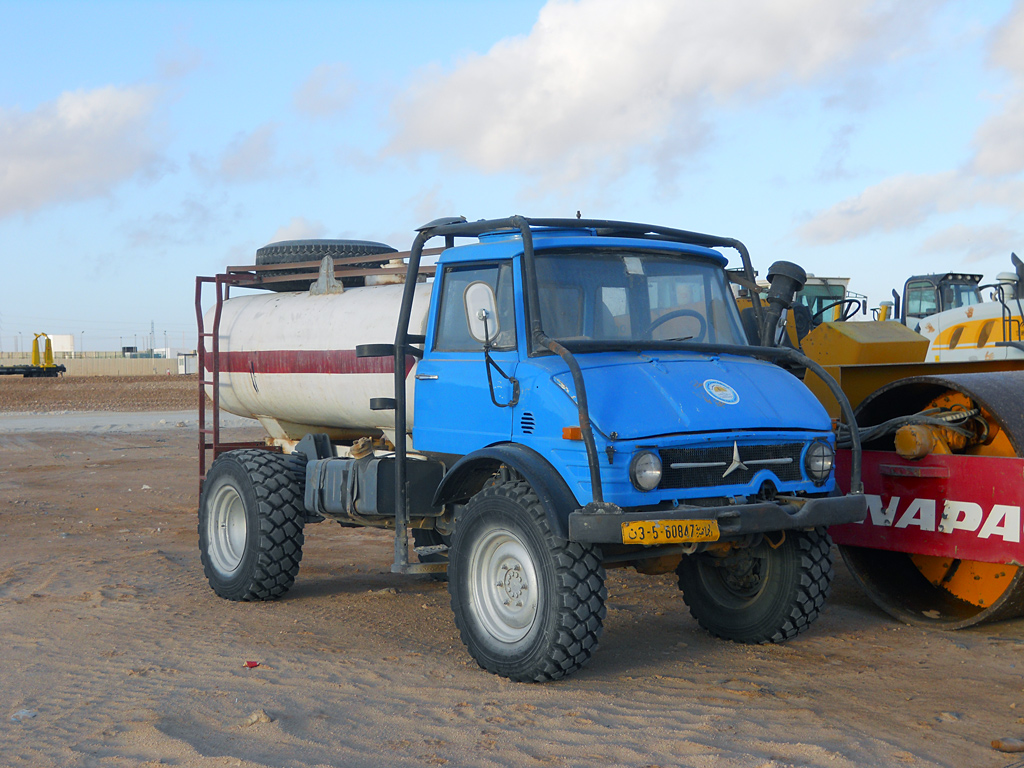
{"left": 941, "top": 281, "right": 982, "bottom": 310}
{"left": 533, "top": 248, "right": 747, "bottom": 347}
{"left": 797, "top": 284, "right": 846, "bottom": 320}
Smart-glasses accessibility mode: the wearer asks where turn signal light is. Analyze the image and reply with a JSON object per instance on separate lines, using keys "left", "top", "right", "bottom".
{"left": 562, "top": 426, "right": 583, "bottom": 440}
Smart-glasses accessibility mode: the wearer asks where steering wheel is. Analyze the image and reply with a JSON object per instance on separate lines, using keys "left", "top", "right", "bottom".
{"left": 812, "top": 298, "right": 863, "bottom": 323}
{"left": 645, "top": 309, "right": 707, "bottom": 342}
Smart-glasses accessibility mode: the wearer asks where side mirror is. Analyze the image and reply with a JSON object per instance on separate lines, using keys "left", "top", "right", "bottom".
{"left": 464, "top": 281, "right": 499, "bottom": 344}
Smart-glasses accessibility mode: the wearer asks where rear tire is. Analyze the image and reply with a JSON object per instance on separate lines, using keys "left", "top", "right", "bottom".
{"left": 199, "top": 449, "right": 306, "bottom": 601}
{"left": 255, "top": 239, "right": 397, "bottom": 291}
{"left": 676, "top": 527, "right": 833, "bottom": 643}
{"left": 448, "top": 480, "right": 606, "bottom": 682}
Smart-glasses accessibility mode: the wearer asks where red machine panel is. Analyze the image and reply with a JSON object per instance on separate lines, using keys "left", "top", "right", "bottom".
{"left": 832, "top": 450, "right": 1024, "bottom": 565}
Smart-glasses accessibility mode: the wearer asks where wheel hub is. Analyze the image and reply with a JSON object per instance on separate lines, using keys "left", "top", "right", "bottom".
{"left": 719, "top": 551, "right": 762, "bottom": 594}
{"left": 501, "top": 564, "right": 527, "bottom": 603}
{"left": 469, "top": 529, "right": 539, "bottom": 644}
{"left": 207, "top": 484, "right": 247, "bottom": 577}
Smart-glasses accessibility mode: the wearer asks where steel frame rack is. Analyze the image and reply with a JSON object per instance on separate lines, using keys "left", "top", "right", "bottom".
{"left": 194, "top": 248, "right": 442, "bottom": 493}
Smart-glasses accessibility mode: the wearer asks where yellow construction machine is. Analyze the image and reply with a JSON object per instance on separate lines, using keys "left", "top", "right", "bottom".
{"left": 758, "top": 259, "right": 1024, "bottom": 629}
{"left": 0, "top": 333, "right": 66, "bottom": 377}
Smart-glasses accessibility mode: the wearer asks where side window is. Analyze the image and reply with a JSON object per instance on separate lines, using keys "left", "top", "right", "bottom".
{"left": 434, "top": 263, "right": 517, "bottom": 352}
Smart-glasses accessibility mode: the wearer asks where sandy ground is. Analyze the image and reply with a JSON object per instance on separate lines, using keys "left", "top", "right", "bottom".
{"left": 3, "top": 378, "right": 1024, "bottom": 767}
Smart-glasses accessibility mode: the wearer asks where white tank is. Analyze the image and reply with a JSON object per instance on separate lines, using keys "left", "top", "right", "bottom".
{"left": 205, "top": 283, "right": 431, "bottom": 440}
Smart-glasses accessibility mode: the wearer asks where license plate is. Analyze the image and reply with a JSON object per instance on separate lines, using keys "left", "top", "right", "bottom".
{"left": 621, "top": 519, "right": 720, "bottom": 545}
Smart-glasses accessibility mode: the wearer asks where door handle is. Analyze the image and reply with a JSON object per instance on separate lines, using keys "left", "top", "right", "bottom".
{"left": 415, "top": 374, "right": 439, "bottom": 380}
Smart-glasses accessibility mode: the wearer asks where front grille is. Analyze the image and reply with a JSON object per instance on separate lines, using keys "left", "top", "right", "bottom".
{"left": 660, "top": 443, "right": 804, "bottom": 490}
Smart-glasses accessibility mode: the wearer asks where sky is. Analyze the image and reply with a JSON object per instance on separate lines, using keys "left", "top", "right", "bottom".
{"left": 1, "top": 0, "right": 1022, "bottom": 353}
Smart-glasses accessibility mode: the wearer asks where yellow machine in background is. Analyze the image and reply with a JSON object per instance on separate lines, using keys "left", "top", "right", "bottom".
{"left": 31, "top": 333, "right": 55, "bottom": 368}
{"left": 891, "top": 255, "right": 1024, "bottom": 362}
{"left": 0, "top": 332, "right": 65, "bottom": 378}
{"left": 731, "top": 253, "right": 1024, "bottom": 629}
{"left": 792, "top": 301, "right": 1024, "bottom": 630}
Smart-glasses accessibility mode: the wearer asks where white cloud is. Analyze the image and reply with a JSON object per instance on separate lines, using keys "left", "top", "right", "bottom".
{"left": 192, "top": 123, "right": 308, "bottom": 184}
{"left": 971, "top": 3, "right": 1024, "bottom": 177}
{"left": 799, "top": 171, "right": 1024, "bottom": 245}
{"left": 294, "top": 63, "right": 356, "bottom": 118}
{"left": 386, "top": 0, "right": 935, "bottom": 183}
{"left": 124, "top": 198, "right": 215, "bottom": 249}
{"left": 989, "top": 0, "right": 1024, "bottom": 75}
{"left": 802, "top": 1, "right": 1024, "bottom": 244}
{"left": 918, "top": 222, "right": 1021, "bottom": 263}
{"left": 971, "top": 93, "right": 1024, "bottom": 177}
{"left": 158, "top": 45, "right": 205, "bottom": 80}
{"left": 0, "top": 85, "right": 161, "bottom": 218}
{"left": 219, "top": 124, "right": 279, "bottom": 182}
{"left": 799, "top": 171, "right": 962, "bottom": 244}
{"left": 268, "top": 216, "right": 327, "bottom": 243}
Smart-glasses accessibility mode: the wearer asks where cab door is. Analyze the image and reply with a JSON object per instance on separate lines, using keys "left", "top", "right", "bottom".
{"left": 413, "top": 261, "right": 519, "bottom": 455}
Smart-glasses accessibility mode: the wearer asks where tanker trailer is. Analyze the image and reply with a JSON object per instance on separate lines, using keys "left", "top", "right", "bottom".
{"left": 195, "top": 216, "right": 866, "bottom": 682}
{"left": 796, "top": 314, "right": 1024, "bottom": 628}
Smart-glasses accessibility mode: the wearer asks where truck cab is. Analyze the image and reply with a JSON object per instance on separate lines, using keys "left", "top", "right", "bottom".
{"left": 416, "top": 228, "right": 845, "bottom": 514}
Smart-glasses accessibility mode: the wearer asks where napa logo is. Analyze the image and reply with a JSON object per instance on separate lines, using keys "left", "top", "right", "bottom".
{"left": 703, "top": 379, "right": 739, "bottom": 405}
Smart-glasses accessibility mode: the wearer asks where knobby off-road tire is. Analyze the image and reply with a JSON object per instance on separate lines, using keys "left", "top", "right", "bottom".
{"left": 199, "top": 449, "right": 306, "bottom": 601}
{"left": 677, "top": 527, "right": 833, "bottom": 643}
{"left": 448, "top": 480, "right": 606, "bottom": 682}
{"left": 255, "top": 239, "right": 397, "bottom": 292}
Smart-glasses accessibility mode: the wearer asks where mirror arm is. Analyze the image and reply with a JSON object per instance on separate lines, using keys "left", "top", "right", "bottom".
{"left": 481, "top": 312, "right": 520, "bottom": 408}
{"left": 485, "top": 352, "right": 520, "bottom": 408}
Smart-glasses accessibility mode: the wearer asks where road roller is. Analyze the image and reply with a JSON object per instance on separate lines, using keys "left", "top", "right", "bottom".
{"left": 798, "top": 316, "right": 1024, "bottom": 629}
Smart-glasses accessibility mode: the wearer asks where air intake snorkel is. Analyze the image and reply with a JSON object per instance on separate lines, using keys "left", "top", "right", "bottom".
{"left": 760, "top": 261, "right": 807, "bottom": 347}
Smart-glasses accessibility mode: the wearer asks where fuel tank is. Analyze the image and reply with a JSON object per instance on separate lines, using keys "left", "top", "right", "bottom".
{"left": 204, "top": 283, "right": 431, "bottom": 440}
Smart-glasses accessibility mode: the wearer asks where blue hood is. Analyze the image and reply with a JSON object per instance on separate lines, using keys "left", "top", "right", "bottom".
{"left": 549, "top": 351, "right": 830, "bottom": 440}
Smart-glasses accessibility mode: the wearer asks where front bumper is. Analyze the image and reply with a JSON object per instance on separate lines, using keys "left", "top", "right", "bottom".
{"left": 567, "top": 494, "right": 867, "bottom": 545}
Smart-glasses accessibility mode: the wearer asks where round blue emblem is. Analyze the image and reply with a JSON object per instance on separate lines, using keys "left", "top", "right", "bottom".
{"left": 703, "top": 379, "right": 740, "bottom": 405}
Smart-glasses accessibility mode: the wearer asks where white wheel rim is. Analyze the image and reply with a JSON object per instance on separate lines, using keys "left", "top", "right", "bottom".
{"left": 207, "top": 484, "right": 247, "bottom": 576}
{"left": 468, "top": 527, "right": 539, "bottom": 644}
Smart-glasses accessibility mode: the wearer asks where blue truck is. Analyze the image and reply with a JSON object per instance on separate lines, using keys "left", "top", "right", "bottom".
{"left": 196, "top": 216, "right": 866, "bottom": 682}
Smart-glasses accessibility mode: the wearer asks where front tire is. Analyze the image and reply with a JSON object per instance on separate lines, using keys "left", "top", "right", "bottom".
{"left": 677, "top": 527, "right": 833, "bottom": 643}
{"left": 448, "top": 480, "right": 606, "bottom": 682}
{"left": 199, "top": 449, "right": 306, "bottom": 601}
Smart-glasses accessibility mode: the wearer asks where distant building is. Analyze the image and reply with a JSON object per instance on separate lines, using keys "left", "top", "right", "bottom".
{"left": 178, "top": 353, "right": 198, "bottom": 375}
{"left": 49, "top": 334, "right": 75, "bottom": 354}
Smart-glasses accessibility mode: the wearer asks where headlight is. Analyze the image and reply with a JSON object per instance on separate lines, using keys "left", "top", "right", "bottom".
{"left": 804, "top": 439, "right": 834, "bottom": 485}
{"left": 629, "top": 450, "right": 663, "bottom": 491}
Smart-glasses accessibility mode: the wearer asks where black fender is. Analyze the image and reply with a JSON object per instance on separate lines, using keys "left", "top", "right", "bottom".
{"left": 432, "top": 443, "right": 581, "bottom": 540}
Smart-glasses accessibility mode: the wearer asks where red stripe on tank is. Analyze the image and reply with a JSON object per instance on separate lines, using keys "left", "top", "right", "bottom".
{"left": 207, "top": 350, "right": 415, "bottom": 377}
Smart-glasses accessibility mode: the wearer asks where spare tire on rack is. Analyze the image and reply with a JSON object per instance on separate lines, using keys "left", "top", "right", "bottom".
{"left": 254, "top": 239, "right": 398, "bottom": 292}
